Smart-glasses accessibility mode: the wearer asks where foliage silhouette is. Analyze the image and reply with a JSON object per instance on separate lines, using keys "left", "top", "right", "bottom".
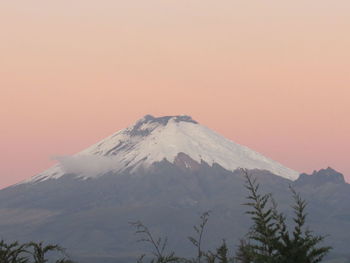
{"left": 187, "top": 211, "right": 210, "bottom": 263}
{"left": 0, "top": 240, "right": 28, "bottom": 263}
{"left": 239, "top": 169, "right": 332, "bottom": 263}
{"left": 1, "top": 171, "right": 332, "bottom": 263}
{"left": 130, "top": 221, "right": 179, "bottom": 263}
{"left": 133, "top": 169, "right": 332, "bottom": 263}
{"left": 0, "top": 240, "right": 73, "bottom": 263}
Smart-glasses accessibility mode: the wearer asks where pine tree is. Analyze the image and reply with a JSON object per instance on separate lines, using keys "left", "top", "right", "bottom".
{"left": 215, "top": 240, "right": 231, "bottom": 263}
{"left": 203, "top": 240, "right": 233, "bottom": 263}
{"left": 240, "top": 169, "right": 332, "bottom": 263}
{"left": 275, "top": 187, "right": 331, "bottom": 263}
{"left": 235, "top": 239, "right": 254, "bottom": 263}
{"left": 242, "top": 172, "right": 279, "bottom": 263}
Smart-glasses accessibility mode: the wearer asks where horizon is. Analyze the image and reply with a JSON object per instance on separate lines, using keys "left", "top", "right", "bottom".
{"left": 1, "top": 0, "right": 350, "bottom": 187}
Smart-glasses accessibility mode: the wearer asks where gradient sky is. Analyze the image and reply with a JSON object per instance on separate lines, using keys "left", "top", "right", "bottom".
{"left": 1, "top": 1, "right": 349, "bottom": 188}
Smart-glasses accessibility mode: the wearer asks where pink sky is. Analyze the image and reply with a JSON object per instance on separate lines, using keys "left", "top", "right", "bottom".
{"left": 1, "top": 1, "right": 349, "bottom": 188}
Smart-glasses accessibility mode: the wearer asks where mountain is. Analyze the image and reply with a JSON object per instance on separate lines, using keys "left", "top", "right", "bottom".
{"left": 0, "top": 115, "right": 349, "bottom": 263}
{"left": 297, "top": 167, "right": 346, "bottom": 185}
{"left": 24, "top": 114, "right": 298, "bottom": 183}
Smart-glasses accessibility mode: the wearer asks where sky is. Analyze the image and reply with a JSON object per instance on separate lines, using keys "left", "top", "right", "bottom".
{"left": 1, "top": 0, "right": 349, "bottom": 188}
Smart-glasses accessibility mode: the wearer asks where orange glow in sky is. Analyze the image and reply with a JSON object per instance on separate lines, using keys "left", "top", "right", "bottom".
{"left": 1, "top": 1, "right": 349, "bottom": 187}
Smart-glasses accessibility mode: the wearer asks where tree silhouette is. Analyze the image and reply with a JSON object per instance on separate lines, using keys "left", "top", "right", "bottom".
{"left": 27, "top": 242, "right": 64, "bottom": 263}
{"left": 188, "top": 211, "right": 210, "bottom": 263}
{"left": 240, "top": 169, "right": 332, "bottom": 263}
{"left": 130, "top": 221, "right": 179, "bottom": 263}
{"left": 0, "top": 240, "right": 28, "bottom": 263}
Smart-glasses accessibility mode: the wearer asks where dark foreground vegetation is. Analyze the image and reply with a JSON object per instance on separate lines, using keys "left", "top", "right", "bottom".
{"left": 1, "top": 170, "right": 332, "bottom": 263}
{"left": 131, "top": 170, "right": 332, "bottom": 263}
{"left": 0, "top": 240, "right": 74, "bottom": 263}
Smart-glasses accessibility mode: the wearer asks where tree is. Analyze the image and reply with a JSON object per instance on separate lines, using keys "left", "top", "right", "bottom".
{"left": 0, "top": 240, "right": 28, "bottom": 263}
{"left": 188, "top": 211, "right": 210, "bottom": 263}
{"left": 215, "top": 240, "right": 232, "bottom": 263}
{"left": 130, "top": 221, "right": 179, "bottom": 263}
{"left": 202, "top": 239, "right": 234, "bottom": 263}
{"left": 242, "top": 174, "right": 279, "bottom": 263}
{"left": 275, "top": 187, "right": 332, "bottom": 263}
{"left": 235, "top": 239, "right": 254, "bottom": 263}
{"left": 27, "top": 242, "right": 65, "bottom": 263}
{"left": 240, "top": 169, "right": 332, "bottom": 263}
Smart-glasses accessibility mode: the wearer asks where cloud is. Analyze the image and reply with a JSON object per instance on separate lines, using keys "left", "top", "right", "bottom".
{"left": 54, "top": 155, "right": 120, "bottom": 177}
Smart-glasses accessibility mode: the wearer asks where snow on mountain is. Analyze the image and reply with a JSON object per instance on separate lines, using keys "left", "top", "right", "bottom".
{"left": 24, "top": 115, "right": 299, "bottom": 183}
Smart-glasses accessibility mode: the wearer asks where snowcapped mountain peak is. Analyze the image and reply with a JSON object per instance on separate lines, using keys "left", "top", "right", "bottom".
{"left": 79, "top": 115, "right": 201, "bottom": 158}
{"left": 24, "top": 115, "right": 299, "bottom": 184}
{"left": 135, "top": 114, "right": 197, "bottom": 127}
{"left": 136, "top": 114, "right": 198, "bottom": 125}
{"left": 126, "top": 115, "right": 198, "bottom": 138}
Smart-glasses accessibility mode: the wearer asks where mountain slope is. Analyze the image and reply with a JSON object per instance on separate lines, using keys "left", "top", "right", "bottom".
{"left": 1, "top": 164, "right": 349, "bottom": 262}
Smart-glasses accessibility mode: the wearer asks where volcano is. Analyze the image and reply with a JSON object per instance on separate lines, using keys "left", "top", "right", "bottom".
{"left": 0, "top": 115, "right": 348, "bottom": 263}
{"left": 25, "top": 115, "right": 298, "bottom": 184}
